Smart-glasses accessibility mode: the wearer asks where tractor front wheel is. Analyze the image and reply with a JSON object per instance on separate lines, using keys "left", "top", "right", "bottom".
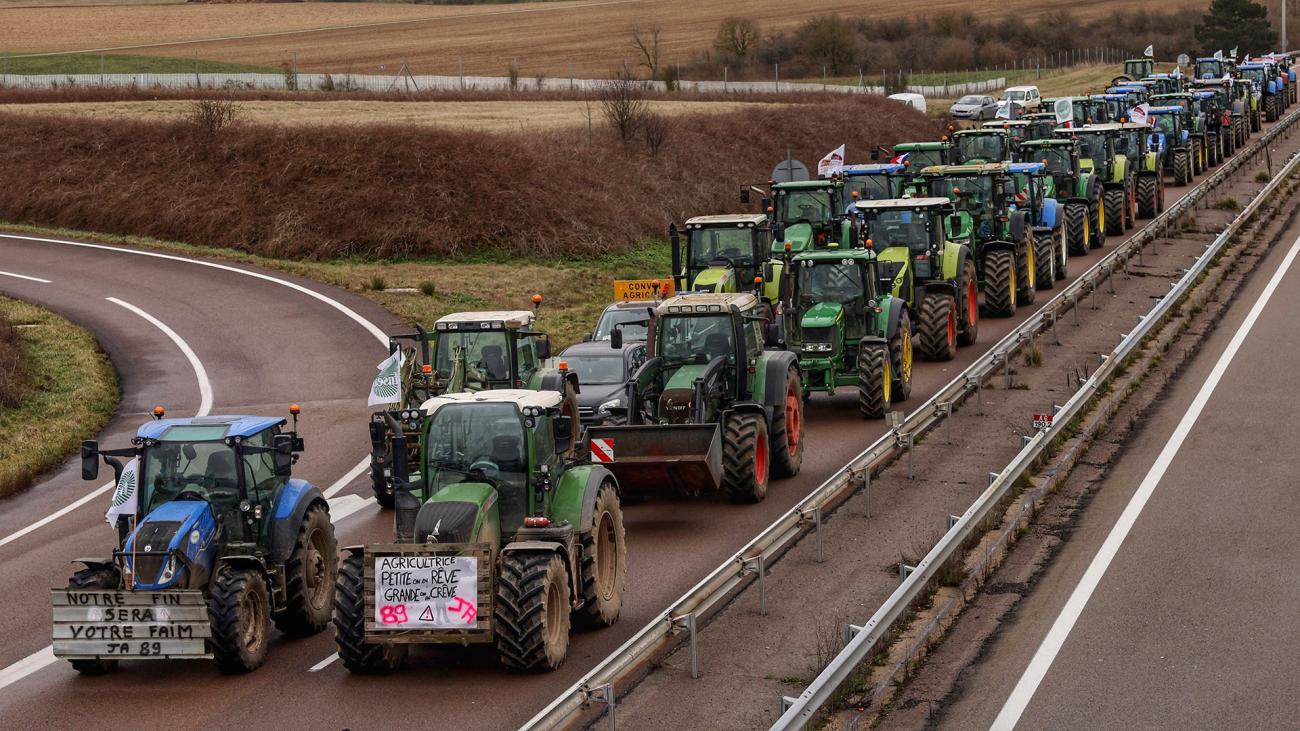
{"left": 274, "top": 502, "right": 337, "bottom": 637}
{"left": 1054, "top": 225, "right": 1068, "bottom": 281}
{"left": 958, "top": 260, "right": 980, "bottom": 345}
{"left": 1034, "top": 230, "right": 1055, "bottom": 289}
{"left": 334, "top": 552, "right": 406, "bottom": 674}
{"left": 1064, "top": 202, "right": 1088, "bottom": 255}
{"left": 856, "top": 343, "right": 891, "bottom": 419}
{"left": 983, "top": 249, "right": 1017, "bottom": 317}
{"left": 721, "top": 412, "right": 769, "bottom": 503}
{"left": 577, "top": 480, "right": 626, "bottom": 628}
{"left": 1137, "top": 175, "right": 1157, "bottom": 218}
{"left": 209, "top": 565, "right": 271, "bottom": 674}
{"left": 889, "top": 310, "right": 914, "bottom": 401}
{"left": 67, "top": 565, "right": 122, "bottom": 675}
{"left": 916, "top": 293, "right": 957, "bottom": 361}
{"left": 496, "top": 552, "right": 571, "bottom": 672}
{"left": 768, "top": 366, "right": 804, "bottom": 479}
{"left": 1173, "top": 150, "right": 1190, "bottom": 187}
{"left": 1103, "top": 188, "right": 1125, "bottom": 237}
{"left": 1089, "top": 203, "right": 1106, "bottom": 250}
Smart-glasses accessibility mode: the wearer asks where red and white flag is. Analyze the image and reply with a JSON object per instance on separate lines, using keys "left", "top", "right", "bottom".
{"left": 817, "top": 144, "right": 846, "bottom": 177}
{"left": 1128, "top": 103, "right": 1152, "bottom": 127}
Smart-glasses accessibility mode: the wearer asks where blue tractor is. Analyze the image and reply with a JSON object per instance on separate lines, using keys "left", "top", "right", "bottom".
{"left": 54, "top": 407, "right": 336, "bottom": 674}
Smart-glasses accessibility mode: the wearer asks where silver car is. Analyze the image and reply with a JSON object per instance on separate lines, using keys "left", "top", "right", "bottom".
{"left": 949, "top": 94, "right": 998, "bottom": 120}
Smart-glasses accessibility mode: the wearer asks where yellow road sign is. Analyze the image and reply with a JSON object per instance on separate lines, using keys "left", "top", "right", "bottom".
{"left": 613, "top": 279, "right": 674, "bottom": 300}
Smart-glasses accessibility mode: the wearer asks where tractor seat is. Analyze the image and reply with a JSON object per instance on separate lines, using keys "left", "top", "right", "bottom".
{"left": 480, "top": 345, "right": 508, "bottom": 380}
{"left": 703, "top": 333, "right": 732, "bottom": 361}
{"left": 205, "top": 450, "right": 238, "bottom": 490}
{"left": 490, "top": 435, "right": 524, "bottom": 475}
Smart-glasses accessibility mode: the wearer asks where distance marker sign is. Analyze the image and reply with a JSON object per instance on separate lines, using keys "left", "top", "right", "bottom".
{"left": 373, "top": 555, "right": 479, "bottom": 629}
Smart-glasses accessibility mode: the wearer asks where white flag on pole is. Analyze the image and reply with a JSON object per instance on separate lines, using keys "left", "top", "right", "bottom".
{"left": 106, "top": 458, "right": 140, "bottom": 525}
{"left": 1230, "top": 46, "right": 1238, "bottom": 59}
{"left": 1054, "top": 97, "right": 1073, "bottom": 125}
{"left": 368, "top": 350, "right": 404, "bottom": 406}
{"left": 817, "top": 144, "right": 846, "bottom": 177}
{"left": 1144, "top": 45, "right": 1154, "bottom": 58}
{"left": 996, "top": 101, "right": 1013, "bottom": 119}
{"left": 1214, "top": 50, "right": 1224, "bottom": 61}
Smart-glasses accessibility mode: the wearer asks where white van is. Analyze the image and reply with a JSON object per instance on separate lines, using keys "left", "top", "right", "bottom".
{"left": 1001, "top": 85, "right": 1042, "bottom": 111}
{"left": 887, "top": 92, "right": 927, "bottom": 113}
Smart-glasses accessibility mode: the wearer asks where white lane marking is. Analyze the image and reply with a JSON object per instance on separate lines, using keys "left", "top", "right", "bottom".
{"left": 324, "top": 458, "right": 371, "bottom": 499}
{"left": 107, "top": 297, "right": 214, "bottom": 417}
{"left": 1, "top": 233, "right": 388, "bottom": 344}
{"left": 0, "top": 647, "right": 56, "bottom": 692}
{"left": 0, "top": 300, "right": 215, "bottom": 549}
{"left": 309, "top": 653, "right": 340, "bottom": 673}
{"left": 0, "top": 270, "right": 51, "bottom": 283}
{"left": 991, "top": 232, "right": 1300, "bottom": 730}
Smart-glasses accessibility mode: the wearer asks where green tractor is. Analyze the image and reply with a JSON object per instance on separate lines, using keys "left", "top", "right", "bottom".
{"left": 858, "top": 197, "right": 979, "bottom": 360}
{"left": 1237, "top": 62, "right": 1284, "bottom": 124}
{"left": 337, "top": 390, "right": 626, "bottom": 673}
{"left": 585, "top": 292, "right": 803, "bottom": 503}
{"left": 781, "top": 242, "right": 913, "bottom": 416}
{"left": 892, "top": 140, "right": 957, "bottom": 180}
{"left": 983, "top": 119, "right": 1058, "bottom": 147}
{"left": 669, "top": 214, "right": 780, "bottom": 301}
{"left": 1061, "top": 124, "right": 1137, "bottom": 238}
{"left": 952, "top": 128, "right": 1016, "bottom": 164}
{"left": 913, "top": 163, "right": 1039, "bottom": 317}
{"left": 1148, "top": 106, "right": 1196, "bottom": 186}
{"left": 1150, "top": 92, "right": 1214, "bottom": 173}
{"left": 1123, "top": 57, "right": 1155, "bottom": 81}
{"left": 1115, "top": 122, "right": 1167, "bottom": 219}
{"left": 770, "top": 179, "right": 857, "bottom": 255}
{"left": 1020, "top": 137, "right": 1100, "bottom": 257}
{"left": 841, "top": 163, "right": 907, "bottom": 202}
{"left": 368, "top": 308, "right": 578, "bottom": 508}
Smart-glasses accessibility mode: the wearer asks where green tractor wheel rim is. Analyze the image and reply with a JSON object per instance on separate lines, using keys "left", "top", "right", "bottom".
{"left": 784, "top": 386, "right": 801, "bottom": 458}
{"left": 1098, "top": 201, "right": 1105, "bottom": 235}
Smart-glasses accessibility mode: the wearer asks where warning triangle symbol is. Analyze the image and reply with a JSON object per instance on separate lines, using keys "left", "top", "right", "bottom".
{"left": 419, "top": 605, "right": 434, "bottom": 622}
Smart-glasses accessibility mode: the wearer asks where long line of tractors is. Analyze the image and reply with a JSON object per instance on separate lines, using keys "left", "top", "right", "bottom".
{"left": 52, "top": 52, "right": 1296, "bottom": 682}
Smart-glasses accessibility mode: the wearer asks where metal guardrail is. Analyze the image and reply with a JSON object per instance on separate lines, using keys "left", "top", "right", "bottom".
{"left": 772, "top": 107, "right": 1300, "bottom": 729}
{"left": 522, "top": 108, "right": 1300, "bottom": 731}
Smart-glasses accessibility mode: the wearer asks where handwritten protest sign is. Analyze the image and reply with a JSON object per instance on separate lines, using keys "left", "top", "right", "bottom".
{"left": 373, "top": 554, "right": 479, "bottom": 630}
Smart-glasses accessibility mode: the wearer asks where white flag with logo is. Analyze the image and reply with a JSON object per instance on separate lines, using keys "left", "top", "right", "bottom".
{"left": 106, "top": 458, "right": 140, "bottom": 525}
{"left": 1214, "top": 50, "right": 1224, "bottom": 61}
{"left": 368, "top": 350, "right": 404, "bottom": 406}
{"left": 817, "top": 144, "right": 845, "bottom": 177}
{"left": 1230, "top": 46, "right": 1238, "bottom": 59}
{"left": 1128, "top": 103, "right": 1151, "bottom": 127}
{"left": 1054, "top": 97, "right": 1073, "bottom": 125}
{"left": 1144, "top": 44, "right": 1154, "bottom": 58}
{"left": 996, "top": 101, "right": 1013, "bottom": 119}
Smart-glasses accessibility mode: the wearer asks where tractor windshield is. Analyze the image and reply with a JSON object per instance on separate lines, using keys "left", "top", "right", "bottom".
{"left": 1034, "top": 147, "right": 1074, "bottom": 177}
{"left": 1113, "top": 131, "right": 1141, "bottom": 159}
{"left": 1152, "top": 115, "right": 1178, "bottom": 133}
{"left": 844, "top": 174, "right": 893, "bottom": 202}
{"left": 658, "top": 314, "right": 733, "bottom": 365}
{"left": 141, "top": 439, "right": 242, "bottom": 516}
{"left": 1075, "top": 134, "right": 1108, "bottom": 163}
{"left": 906, "top": 148, "right": 947, "bottom": 169}
{"left": 593, "top": 308, "right": 649, "bottom": 342}
{"left": 957, "top": 134, "right": 1007, "bottom": 162}
{"left": 776, "top": 189, "right": 836, "bottom": 225}
{"left": 689, "top": 227, "right": 754, "bottom": 268}
{"left": 435, "top": 329, "right": 513, "bottom": 384}
{"left": 797, "top": 261, "right": 865, "bottom": 306}
{"left": 1241, "top": 68, "right": 1267, "bottom": 87}
{"left": 865, "top": 209, "right": 932, "bottom": 252}
{"left": 425, "top": 402, "right": 528, "bottom": 526}
{"left": 931, "top": 175, "right": 992, "bottom": 206}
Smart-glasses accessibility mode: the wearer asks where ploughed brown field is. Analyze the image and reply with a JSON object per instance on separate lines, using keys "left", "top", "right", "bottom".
{"left": 3, "top": 0, "right": 1209, "bottom": 76}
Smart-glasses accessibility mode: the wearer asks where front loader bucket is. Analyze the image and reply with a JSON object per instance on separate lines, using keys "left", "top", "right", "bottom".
{"left": 586, "top": 424, "right": 722, "bottom": 495}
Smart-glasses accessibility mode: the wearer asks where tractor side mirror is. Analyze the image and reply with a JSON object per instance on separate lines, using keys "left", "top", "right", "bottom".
{"left": 610, "top": 328, "right": 623, "bottom": 350}
{"left": 740, "top": 188, "right": 751, "bottom": 204}
{"left": 553, "top": 415, "right": 573, "bottom": 454}
{"left": 773, "top": 223, "right": 786, "bottom": 244}
{"left": 535, "top": 337, "right": 551, "bottom": 361}
{"left": 870, "top": 148, "right": 881, "bottom": 161}
{"left": 81, "top": 441, "right": 99, "bottom": 481}
{"left": 763, "top": 262, "right": 775, "bottom": 282}
{"left": 272, "top": 434, "right": 295, "bottom": 477}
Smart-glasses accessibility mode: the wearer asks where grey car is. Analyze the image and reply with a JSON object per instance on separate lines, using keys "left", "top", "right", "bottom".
{"left": 949, "top": 94, "right": 998, "bottom": 120}
{"left": 558, "top": 340, "right": 647, "bottom": 426}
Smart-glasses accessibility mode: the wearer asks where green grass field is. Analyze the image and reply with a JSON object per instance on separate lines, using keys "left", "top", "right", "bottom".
{"left": 0, "top": 52, "right": 273, "bottom": 76}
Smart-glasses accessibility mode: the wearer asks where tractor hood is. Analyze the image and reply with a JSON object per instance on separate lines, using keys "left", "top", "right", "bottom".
{"left": 664, "top": 363, "right": 709, "bottom": 392}
{"left": 692, "top": 266, "right": 735, "bottom": 293}
{"left": 800, "top": 301, "right": 844, "bottom": 330}
{"left": 783, "top": 222, "right": 814, "bottom": 253}
{"left": 415, "top": 481, "right": 499, "bottom": 545}
{"left": 122, "top": 500, "right": 218, "bottom": 591}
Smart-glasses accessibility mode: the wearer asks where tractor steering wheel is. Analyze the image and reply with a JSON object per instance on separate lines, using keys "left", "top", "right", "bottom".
{"left": 469, "top": 459, "right": 500, "bottom": 478}
{"left": 175, "top": 490, "right": 208, "bottom": 502}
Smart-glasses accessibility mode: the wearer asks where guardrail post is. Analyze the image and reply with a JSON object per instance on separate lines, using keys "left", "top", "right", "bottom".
{"left": 863, "top": 468, "right": 872, "bottom": 518}
{"left": 844, "top": 622, "right": 865, "bottom": 645}
{"left": 741, "top": 554, "right": 767, "bottom": 615}
{"left": 935, "top": 401, "right": 953, "bottom": 444}
{"left": 1045, "top": 312, "right": 1061, "bottom": 345}
{"left": 966, "top": 375, "right": 982, "bottom": 412}
{"left": 988, "top": 471, "right": 999, "bottom": 486}
{"left": 899, "top": 563, "right": 916, "bottom": 580}
{"left": 671, "top": 613, "right": 700, "bottom": 678}
{"left": 1004, "top": 350, "right": 1012, "bottom": 389}
{"left": 585, "top": 683, "right": 617, "bottom": 730}
{"left": 1072, "top": 292, "right": 1080, "bottom": 325}
{"left": 778, "top": 695, "right": 798, "bottom": 717}
{"left": 946, "top": 513, "right": 961, "bottom": 529}
{"left": 811, "top": 507, "right": 824, "bottom": 562}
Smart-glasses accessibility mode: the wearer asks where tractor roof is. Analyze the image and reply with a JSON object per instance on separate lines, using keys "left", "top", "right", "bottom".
{"left": 955, "top": 127, "right": 1009, "bottom": 135}
{"left": 684, "top": 213, "right": 766, "bottom": 227}
{"left": 980, "top": 120, "right": 1033, "bottom": 127}
{"left": 855, "top": 197, "right": 952, "bottom": 211}
{"left": 1007, "top": 162, "right": 1047, "bottom": 174}
{"left": 842, "top": 163, "right": 904, "bottom": 175}
{"left": 794, "top": 247, "right": 874, "bottom": 261}
{"left": 919, "top": 162, "right": 1012, "bottom": 175}
{"left": 1191, "top": 78, "right": 1232, "bottom": 86}
{"left": 1147, "top": 106, "right": 1184, "bottom": 114}
{"left": 419, "top": 389, "right": 562, "bottom": 415}
{"left": 1092, "top": 93, "right": 1128, "bottom": 100}
{"left": 137, "top": 415, "right": 285, "bottom": 441}
{"left": 893, "top": 141, "right": 949, "bottom": 150}
{"left": 1071, "top": 123, "right": 1125, "bottom": 132}
{"left": 657, "top": 292, "right": 758, "bottom": 313}
{"left": 1192, "top": 91, "right": 1217, "bottom": 98}
{"left": 1021, "top": 138, "right": 1076, "bottom": 147}
{"left": 773, "top": 180, "right": 838, "bottom": 190}
{"left": 1152, "top": 92, "right": 1192, "bottom": 99}
{"left": 435, "top": 311, "right": 535, "bottom": 329}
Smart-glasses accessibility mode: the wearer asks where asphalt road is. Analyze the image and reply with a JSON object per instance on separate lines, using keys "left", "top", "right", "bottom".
{"left": 937, "top": 208, "right": 1300, "bottom": 730}
{"left": 0, "top": 163, "right": 1213, "bottom": 730}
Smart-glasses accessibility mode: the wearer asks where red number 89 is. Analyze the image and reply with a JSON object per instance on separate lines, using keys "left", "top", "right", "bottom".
{"left": 379, "top": 605, "right": 408, "bottom": 624}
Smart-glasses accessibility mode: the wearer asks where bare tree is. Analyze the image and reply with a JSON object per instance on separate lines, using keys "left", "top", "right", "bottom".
{"left": 601, "top": 66, "right": 649, "bottom": 144}
{"left": 188, "top": 97, "right": 241, "bottom": 133}
{"left": 631, "top": 24, "right": 663, "bottom": 78}
{"left": 641, "top": 112, "right": 670, "bottom": 155}
{"left": 714, "top": 17, "right": 759, "bottom": 60}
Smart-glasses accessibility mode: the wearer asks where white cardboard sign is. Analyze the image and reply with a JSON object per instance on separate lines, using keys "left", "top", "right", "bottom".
{"left": 373, "top": 554, "right": 479, "bottom": 629}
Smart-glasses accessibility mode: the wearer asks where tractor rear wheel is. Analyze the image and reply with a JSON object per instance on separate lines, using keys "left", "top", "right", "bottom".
{"left": 1209, "top": 132, "right": 1222, "bottom": 166}
{"left": 1103, "top": 188, "right": 1125, "bottom": 236}
{"left": 1192, "top": 139, "right": 1205, "bottom": 175}
{"left": 916, "top": 293, "right": 957, "bottom": 361}
{"left": 334, "top": 552, "right": 406, "bottom": 673}
{"left": 274, "top": 502, "right": 336, "bottom": 637}
{"left": 958, "top": 260, "right": 980, "bottom": 345}
{"left": 496, "top": 552, "right": 571, "bottom": 672}
{"left": 1053, "top": 225, "right": 1068, "bottom": 281}
{"left": 982, "top": 249, "right": 1016, "bottom": 317}
{"left": 67, "top": 565, "right": 122, "bottom": 675}
{"left": 1064, "top": 202, "right": 1088, "bottom": 255}
{"left": 721, "top": 412, "right": 769, "bottom": 503}
{"left": 209, "top": 565, "right": 271, "bottom": 674}
{"left": 856, "top": 342, "right": 891, "bottom": 419}
{"left": 1033, "top": 230, "right": 1055, "bottom": 290}
{"left": 577, "top": 481, "right": 626, "bottom": 628}
{"left": 1015, "top": 235, "right": 1037, "bottom": 305}
{"left": 889, "top": 310, "right": 914, "bottom": 401}
{"left": 1089, "top": 203, "right": 1105, "bottom": 249}
{"left": 1137, "top": 175, "right": 1157, "bottom": 218}
{"left": 768, "top": 366, "right": 804, "bottom": 478}
{"left": 1173, "top": 150, "right": 1190, "bottom": 186}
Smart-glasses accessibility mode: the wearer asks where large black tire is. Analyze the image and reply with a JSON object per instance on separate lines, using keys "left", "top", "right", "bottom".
{"left": 856, "top": 342, "right": 891, "bottom": 419}
{"left": 916, "top": 293, "right": 956, "bottom": 361}
{"left": 1173, "top": 150, "right": 1190, "bottom": 187}
{"left": 1103, "top": 188, "right": 1125, "bottom": 236}
{"left": 1033, "top": 230, "right": 1055, "bottom": 290}
{"left": 67, "top": 566, "right": 122, "bottom": 675}
{"left": 982, "top": 248, "right": 1017, "bottom": 317}
{"left": 1053, "top": 225, "right": 1068, "bottom": 281}
{"left": 334, "top": 552, "right": 406, "bottom": 674}
{"left": 274, "top": 502, "right": 337, "bottom": 637}
{"left": 721, "top": 412, "right": 769, "bottom": 503}
{"left": 208, "top": 565, "right": 271, "bottom": 674}
{"left": 576, "top": 481, "right": 626, "bottom": 628}
{"left": 371, "top": 460, "right": 394, "bottom": 509}
{"left": 1208, "top": 132, "right": 1221, "bottom": 166}
{"left": 889, "top": 309, "right": 914, "bottom": 401}
{"left": 1192, "top": 139, "right": 1204, "bottom": 175}
{"left": 768, "top": 366, "right": 804, "bottom": 479}
{"left": 1064, "top": 202, "right": 1088, "bottom": 255}
{"left": 1137, "top": 175, "right": 1157, "bottom": 219}
{"left": 1016, "top": 234, "right": 1037, "bottom": 304}
{"left": 495, "top": 552, "right": 571, "bottom": 672}
{"left": 1089, "top": 203, "right": 1105, "bottom": 250}
{"left": 958, "top": 259, "right": 980, "bottom": 346}
{"left": 1265, "top": 96, "right": 1277, "bottom": 123}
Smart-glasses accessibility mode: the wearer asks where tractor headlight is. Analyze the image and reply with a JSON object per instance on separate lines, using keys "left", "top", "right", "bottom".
{"left": 597, "top": 398, "right": 622, "bottom": 414}
{"left": 159, "top": 555, "right": 176, "bottom": 584}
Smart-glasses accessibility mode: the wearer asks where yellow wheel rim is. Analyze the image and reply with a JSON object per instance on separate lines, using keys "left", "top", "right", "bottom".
{"left": 1098, "top": 203, "right": 1104, "bottom": 235}
{"left": 901, "top": 330, "right": 913, "bottom": 383}
{"left": 1026, "top": 244, "right": 1036, "bottom": 290}
{"left": 1009, "top": 264, "right": 1017, "bottom": 307}
{"left": 882, "top": 355, "right": 892, "bottom": 404}
{"left": 1083, "top": 216, "right": 1090, "bottom": 246}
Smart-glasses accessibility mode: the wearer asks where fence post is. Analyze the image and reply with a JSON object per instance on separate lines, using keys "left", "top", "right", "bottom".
{"left": 775, "top": 62, "right": 779, "bottom": 93}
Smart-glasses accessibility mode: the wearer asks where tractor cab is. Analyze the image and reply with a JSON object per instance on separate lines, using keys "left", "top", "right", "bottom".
{"left": 1068, "top": 97, "right": 1112, "bottom": 126}
{"left": 670, "top": 214, "right": 769, "bottom": 295}
{"left": 1195, "top": 57, "right": 1237, "bottom": 81}
{"left": 1105, "top": 86, "right": 1149, "bottom": 107}
{"left": 1124, "top": 58, "right": 1155, "bottom": 80}
{"left": 913, "top": 164, "right": 1018, "bottom": 244}
{"left": 891, "top": 140, "right": 956, "bottom": 175}
{"left": 953, "top": 128, "right": 1014, "bottom": 164}
{"left": 771, "top": 179, "right": 855, "bottom": 254}
{"left": 430, "top": 311, "right": 552, "bottom": 391}
{"left": 1142, "top": 74, "right": 1182, "bottom": 95}
{"left": 1151, "top": 92, "right": 1207, "bottom": 134}
{"left": 1055, "top": 125, "right": 1119, "bottom": 179}
{"left": 1092, "top": 94, "right": 1133, "bottom": 124}
{"left": 841, "top": 163, "right": 905, "bottom": 203}
{"left": 857, "top": 197, "right": 971, "bottom": 299}
{"left": 982, "top": 118, "right": 1056, "bottom": 146}
{"left": 1020, "top": 139, "right": 1081, "bottom": 198}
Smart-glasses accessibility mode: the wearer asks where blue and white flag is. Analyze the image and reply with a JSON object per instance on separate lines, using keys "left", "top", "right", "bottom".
{"left": 106, "top": 458, "right": 140, "bottom": 525}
